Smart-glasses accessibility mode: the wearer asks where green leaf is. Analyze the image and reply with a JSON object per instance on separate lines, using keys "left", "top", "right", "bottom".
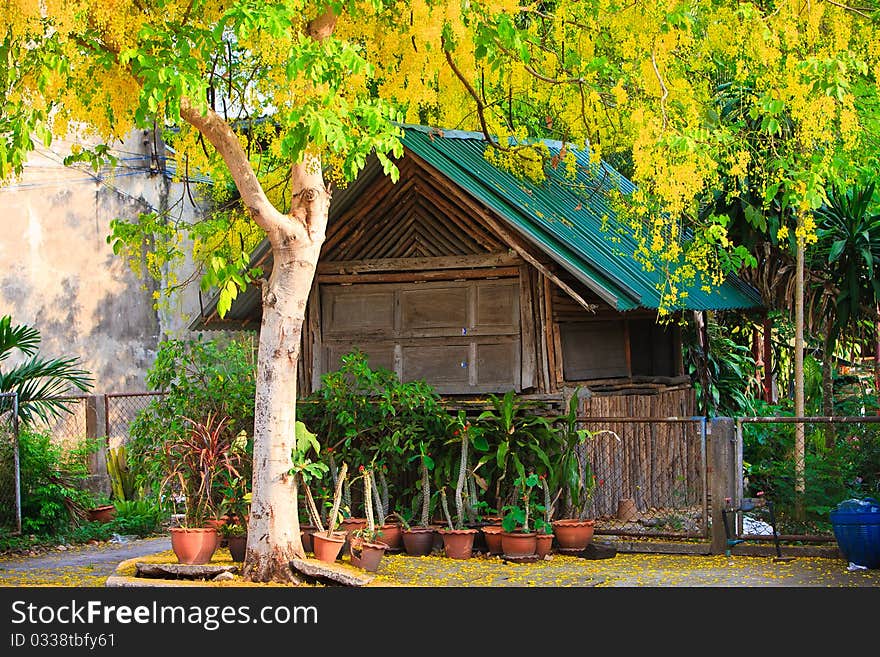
{"left": 496, "top": 440, "right": 509, "bottom": 468}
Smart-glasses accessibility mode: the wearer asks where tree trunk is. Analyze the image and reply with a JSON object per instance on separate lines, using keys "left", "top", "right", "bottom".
{"left": 243, "top": 162, "right": 329, "bottom": 582}
{"left": 762, "top": 314, "right": 773, "bottom": 402}
{"left": 179, "top": 87, "right": 332, "bottom": 581}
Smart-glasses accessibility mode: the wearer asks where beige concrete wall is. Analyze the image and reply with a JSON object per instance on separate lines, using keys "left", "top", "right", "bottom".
{"left": 0, "top": 129, "right": 206, "bottom": 393}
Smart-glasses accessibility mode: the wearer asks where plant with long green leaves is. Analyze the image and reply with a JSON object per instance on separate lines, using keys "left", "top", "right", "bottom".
{"left": 550, "top": 390, "right": 621, "bottom": 520}
{"left": 474, "top": 391, "right": 554, "bottom": 513}
{"left": 0, "top": 315, "right": 93, "bottom": 426}
{"left": 812, "top": 183, "right": 880, "bottom": 343}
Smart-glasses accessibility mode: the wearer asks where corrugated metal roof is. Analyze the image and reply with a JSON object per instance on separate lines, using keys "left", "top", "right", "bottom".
{"left": 401, "top": 124, "right": 761, "bottom": 312}
{"left": 190, "top": 124, "right": 761, "bottom": 329}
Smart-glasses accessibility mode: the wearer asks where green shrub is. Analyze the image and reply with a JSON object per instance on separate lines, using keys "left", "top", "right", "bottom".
{"left": 18, "top": 429, "right": 99, "bottom": 534}
{"left": 742, "top": 399, "right": 879, "bottom": 533}
{"left": 109, "top": 499, "right": 164, "bottom": 537}
{"left": 299, "top": 350, "right": 451, "bottom": 518}
{"left": 127, "top": 336, "right": 256, "bottom": 498}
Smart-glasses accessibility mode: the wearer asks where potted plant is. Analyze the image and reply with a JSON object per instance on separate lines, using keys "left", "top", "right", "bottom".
{"left": 87, "top": 495, "right": 117, "bottom": 523}
{"left": 311, "top": 462, "right": 348, "bottom": 564}
{"left": 549, "top": 391, "right": 620, "bottom": 552}
{"left": 161, "top": 412, "right": 244, "bottom": 565}
{"left": 348, "top": 468, "right": 388, "bottom": 572}
{"left": 500, "top": 472, "right": 540, "bottom": 558}
{"left": 219, "top": 521, "right": 248, "bottom": 562}
{"left": 289, "top": 420, "right": 329, "bottom": 555}
{"left": 436, "top": 417, "right": 478, "bottom": 559}
{"left": 474, "top": 391, "right": 554, "bottom": 516}
{"left": 401, "top": 442, "right": 437, "bottom": 556}
{"left": 536, "top": 475, "right": 557, "bottom": 558}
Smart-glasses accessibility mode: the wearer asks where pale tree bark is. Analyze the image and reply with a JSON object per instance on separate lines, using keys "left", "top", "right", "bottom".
{"left": 173, "top": 10, "right": 340, "bottom": 583}
{"left": 179, "top": 101, "right": 331, "bottom": 582}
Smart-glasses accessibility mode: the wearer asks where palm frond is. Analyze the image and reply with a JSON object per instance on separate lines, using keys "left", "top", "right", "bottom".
{"left": 0, "top": 315, "right": 40, "bottom": 361}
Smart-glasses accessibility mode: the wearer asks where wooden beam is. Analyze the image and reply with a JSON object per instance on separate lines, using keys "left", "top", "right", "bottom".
{"left": 317, "top": 267, "right": 519, "bottom": 285}
{"left": 405, "top": 152, "right": 600, "bottom": 316}
{"left": 519, "top": 265, "right": 538, "bottom": 391}
{"left": 543, "top": 274, "right": 564, "bottom": 391}
{"left": 307, "top": 278, "right": 322, "bottom": 395}
{"left": 317, "top": 253, "right": 521, "bottom": 275}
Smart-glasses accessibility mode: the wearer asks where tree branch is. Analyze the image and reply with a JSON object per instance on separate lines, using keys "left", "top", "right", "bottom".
{"left": 822, "top": 0, "right": 875, "bottom": 18}
{"left": 178, "top": 97, "right": 280, "bottom": 232}
{"left": 443, "top": 45, "right": 509, "bottom": 151}
{"left": 651, "top": 48, "right": 669, "bottom": 131}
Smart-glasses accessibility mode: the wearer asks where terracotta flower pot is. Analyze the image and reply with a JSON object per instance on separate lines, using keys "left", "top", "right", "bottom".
{"left": 312, "top": 530, "right": 346, "bottom": 563}
{"left": 536, "top": 532, "right": 554, "bottom": 558}
{"left": 501, "top": 531, "right": 537, "bottom": 558}
{"left": 401, "top": 527, "right": 435, "bottom": 556}
{"left": 376, "top": 523, "right": 403, "bottom": 551}
{"left": 87, "top": 505, "right": 116, "bottom": 523}
{"left": 170, "top": 527, "right": 220, "bottom": 565}
{"left": 339, "top": 517, "right": 367, "bottom": 557}
{"left": 551, "top": 519, "right": 596, "bottom": 551}
{"left": 227, "top": 535, "right": 247, "bottom": 562}
{"left": 481, "top": 525, "right": 504, "bottom": 555}
{"left": 300, "top": 524, "right": 317, "bottom": 554}
{"left": 437, "top": 528, "right": 477, "bottom": 559}
{"left": 349, "top": 537, "right": 387, "bottom": 572}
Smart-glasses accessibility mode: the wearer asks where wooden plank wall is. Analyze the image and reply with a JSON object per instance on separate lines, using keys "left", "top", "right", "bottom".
{"left": 579, "top": 387, "right": 701, "bottom": 518}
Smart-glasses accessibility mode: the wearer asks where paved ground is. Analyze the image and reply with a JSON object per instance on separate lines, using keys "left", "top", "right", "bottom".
{"left": 0, "top": 536, "right": 171, "bottom": 587}
{"left": 1, "top": 535, "right": 878, "bottom": 587}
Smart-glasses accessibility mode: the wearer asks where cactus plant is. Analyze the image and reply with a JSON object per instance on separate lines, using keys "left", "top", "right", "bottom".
{"left": 107, "top": 445, "right": 135, "bottom": 501}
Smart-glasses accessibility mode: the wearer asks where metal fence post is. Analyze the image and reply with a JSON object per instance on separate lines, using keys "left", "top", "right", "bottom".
{"left": 13, "top": 394, "right": 21, "bottom": 536}
{"left": 709, "top": 417, "right": 736, "bottom": 554}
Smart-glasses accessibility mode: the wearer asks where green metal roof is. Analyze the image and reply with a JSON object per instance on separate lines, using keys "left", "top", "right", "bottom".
{"left": 401, "top": 124, "right": 762, "bottom": 312}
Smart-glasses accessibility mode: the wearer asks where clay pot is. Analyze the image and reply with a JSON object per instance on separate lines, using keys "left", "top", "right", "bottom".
{"left": 339, "top": 517, "right": 367, "bottom": 557}
{"left": 349, "top": 537, "right": 387, "bottom": 572}
{"left": 376, "top": 523, "right": 403, "bottom": 551}
{"left": 205, "top": 516, "right": 229, "bottom": 547}
{"left": 227, "top": 535, "right": 247, "bottom": 562}
{"left": 617, "top": 498, "right": 639, "bottom": 522}
{"left": 437, "top": 528, "right": 477, "bottom": 559}
{"left": 312, "top": 530, "right": 346, "bottom": 563}
{"left": 481, "top": 525, "right": 504, "bottom": 555}
{"left": 300, "top": 524, "right": 317, "bottom": 554}
{"left": 401, "top": 527, "right": 436, "bottom": 556}
{"left": 551, "top": 519, "right": 596, "bottom": 551}
{"left": 501, "top": 531, "right": 537, "bottom": 558}
{"left": 466, "top": 523, "right": 489, "bottom": 553}
{"left": 87, "top": 505, "right": 116, "bottom": 523}
{"left": 535, "top": 532, "right": 554, "bottom": 558}
{"left": 170, "top": 527, "right": 220, "bottom": 565}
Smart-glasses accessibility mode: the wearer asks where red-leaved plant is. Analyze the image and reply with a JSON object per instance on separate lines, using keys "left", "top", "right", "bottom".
{"left": 161, "top": 412, "right": 244, "bottom": 527}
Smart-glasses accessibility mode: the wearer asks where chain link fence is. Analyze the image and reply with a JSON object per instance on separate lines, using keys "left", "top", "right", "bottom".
{"left": 732, "top": 416, "right": 880, "bottom": 543}
{"left": 0, "top": 392, "right": 21, "bottom": 536}
{"left": 576, "top": 416, "right": 708, "bottom": 539}
{"left": 29, "top": 395, "right": 91, "bottom": 449}
{"left": 104, "top": 392, "right": 163, "bottom": 448}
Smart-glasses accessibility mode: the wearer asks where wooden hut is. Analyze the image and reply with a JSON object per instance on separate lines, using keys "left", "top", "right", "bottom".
{"left": 191, "top": 125, "right": 761, "bottom": 418}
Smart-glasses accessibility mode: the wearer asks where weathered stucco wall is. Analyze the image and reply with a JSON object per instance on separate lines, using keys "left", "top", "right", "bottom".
{"left": 0, "top": 129, "right": 205, "bottom": 392}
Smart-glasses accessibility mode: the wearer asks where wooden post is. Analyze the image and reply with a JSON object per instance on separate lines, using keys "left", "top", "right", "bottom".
{"left": 709, "top": 417, "right": 737, "bottom": 555}
{"left": 85, "top": 395, "right": 111, "bottom": 498}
